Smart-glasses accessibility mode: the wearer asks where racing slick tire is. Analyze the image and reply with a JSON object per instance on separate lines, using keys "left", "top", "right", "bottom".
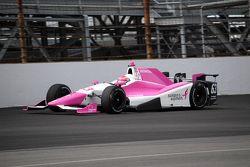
{"left": 46, "top": 84, "right": 71, "bottom": 112}
{"left": 101, "top": 86, "right": 126, "bottom": 114}
{"left": 190, "top": 82, "right": 208, "bottom": 109}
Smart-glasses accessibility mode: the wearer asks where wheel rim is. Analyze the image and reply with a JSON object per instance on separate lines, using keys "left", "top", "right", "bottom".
{"left": 111, "top": 89, "right": 126, "bottom": 111}
{"left": 193, "top": 84, "right": 207, "bottom": 107}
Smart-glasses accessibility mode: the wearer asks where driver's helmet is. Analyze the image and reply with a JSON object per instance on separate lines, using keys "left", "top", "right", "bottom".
{"left": 116, "top": 75, "right": 130, "bottom": 85}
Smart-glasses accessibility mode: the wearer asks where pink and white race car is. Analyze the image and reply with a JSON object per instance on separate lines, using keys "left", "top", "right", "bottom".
{"left": 26, "top": 61, "right": 218, "bottom": 114}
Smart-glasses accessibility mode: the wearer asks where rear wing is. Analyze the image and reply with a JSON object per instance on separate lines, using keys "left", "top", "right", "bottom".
{"left": 192, "top": 73, "right": 219, "bottom": 82}
{"left": 167, "top": 73, "right": 219, "bottom": 83}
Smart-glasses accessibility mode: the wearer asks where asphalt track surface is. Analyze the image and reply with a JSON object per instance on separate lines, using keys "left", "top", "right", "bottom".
{"left": 1, "top": 95, "right": 250, "bottom": 167}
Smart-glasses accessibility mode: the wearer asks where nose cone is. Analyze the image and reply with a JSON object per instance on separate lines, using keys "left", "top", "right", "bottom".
{"left": 48, "top": 92, "right": 87, "bottom": 106}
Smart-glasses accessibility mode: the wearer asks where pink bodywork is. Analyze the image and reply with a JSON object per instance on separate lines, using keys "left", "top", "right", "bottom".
{"left": 123, "top": 81, "right": 164, "bottom": 96}
{"left": 123, "top": 68, "right": 189, "bottom": 97}
{"left": 48, "top": 92, "right": 86, "bottom": 106}
{"left": 123, "top": 82, "right": 190, "bottom": 97}
{"left": 77, "top": 103, "right": 98, "bottom": 114}
{"left": 138, "top": 68, "right": 173, "bottom": 86}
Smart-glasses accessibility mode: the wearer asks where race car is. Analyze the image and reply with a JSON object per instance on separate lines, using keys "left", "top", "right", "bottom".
{"left": 26, "top": 61, "right": 218, "bottom": 114}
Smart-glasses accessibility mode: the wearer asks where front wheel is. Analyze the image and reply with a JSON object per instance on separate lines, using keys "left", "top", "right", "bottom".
{"left": 101, "top": 86, "right": 126, "bottom": 114}
{"left": 46, "top": 84, "right": 71, "bottom": 112}
{"left": 190, "top": 82, "right": 208, "bottom": 109}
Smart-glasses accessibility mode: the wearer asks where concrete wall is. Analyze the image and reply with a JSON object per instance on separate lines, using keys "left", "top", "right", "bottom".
{"left": 0, "top": 57, "right": 250, "bottom": 108}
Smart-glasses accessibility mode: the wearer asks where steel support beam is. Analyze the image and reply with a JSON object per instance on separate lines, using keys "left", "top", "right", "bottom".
{"left": 143, "top": 0, "right": 153, "bottom": 59}
{"left": 180, "top": 25, "right": 187, "bottom": 58}
{"left": 200, "top": 7, "right": 206, "bottom": 57}
{"left": 179, "top": 3, "right": 187, "bottom": 58}
{"left": 0, "top": 28, "right": 17, "bottom": 61}
{"left": 236, "top": 0, "right": 250, "bottom": 51}
{"left": 17, "top": 0, "right": 27, "bottom": 63}
{"left": 135, "top": 17, "right": 144, "bottom": 48}
{"left": 156, "top": 26, "right": 161, "bottom": 58}
{"left": 79, "top": 15, "right": 91, "bottom": 61}
{"left": 59, "top": 22, "right": 67, "bottom": 58}
{"left": 40, "top": 22, "right": 48, "bottom": 47}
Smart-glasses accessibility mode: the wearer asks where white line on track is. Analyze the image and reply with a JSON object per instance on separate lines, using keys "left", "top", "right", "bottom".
{"left": 12, "top": 147, "right": 250, "bottom": 167}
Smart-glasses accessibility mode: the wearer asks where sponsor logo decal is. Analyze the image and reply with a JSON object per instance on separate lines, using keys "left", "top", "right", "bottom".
{"left": 139, "top": 69, "right": 152, "bottom": 73}
{"left": 168, "top": 89, "right": 189, "bottom": 101}
{"left": 182, "top": 89, "right": 188, "bottom": 99}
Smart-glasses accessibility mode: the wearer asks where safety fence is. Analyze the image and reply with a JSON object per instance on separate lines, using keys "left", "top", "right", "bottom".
{"left": 0, "top": 0, "right": 249, "bottom": 63}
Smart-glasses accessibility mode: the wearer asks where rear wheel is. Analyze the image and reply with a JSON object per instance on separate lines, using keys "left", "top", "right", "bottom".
{"left": 101, "top": 86, "right": 126, "bottom": 114}
{"left": 190, "top": 82, "right": 208, "bottom": 109}
{"left": 46, "top": 84, "right": 71, "bottom": 112}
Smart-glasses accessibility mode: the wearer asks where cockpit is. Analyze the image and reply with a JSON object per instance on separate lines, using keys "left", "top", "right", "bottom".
{"left": 127, "top": 68, "right": 133, "bottom": 75}
{"left": 126, "top": 61, "right": 141, "bottom": 80}
{"left": 115, "top": 61, "right": 140, "bottom": 86}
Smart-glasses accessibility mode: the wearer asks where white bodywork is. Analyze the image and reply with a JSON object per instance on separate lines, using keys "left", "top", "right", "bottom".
{"left": 76, "top": 79, "right": 193, "bottom": 109}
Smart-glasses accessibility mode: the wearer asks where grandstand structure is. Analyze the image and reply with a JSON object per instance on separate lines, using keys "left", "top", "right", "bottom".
{"left": 0, "top": 0, "right": 249, "bottom": 62}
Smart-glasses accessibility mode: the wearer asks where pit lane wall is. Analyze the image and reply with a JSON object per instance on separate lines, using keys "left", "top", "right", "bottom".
{"left": 0, "top": 56, "right": 250, "bottom": 107}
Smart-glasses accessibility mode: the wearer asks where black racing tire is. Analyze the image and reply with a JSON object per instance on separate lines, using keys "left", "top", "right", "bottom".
{"left": 46, "top": 84, "right": 71, "bottom": 112}
{"left": 101, "top": 86, "right": 126, "bottom": 114}
{"left": 190, "top": 82, "right": 208, "bottom": 109}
